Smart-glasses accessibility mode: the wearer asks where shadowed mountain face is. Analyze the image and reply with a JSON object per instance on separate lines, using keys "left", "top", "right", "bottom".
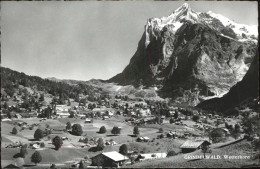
{"left": 108, "top": 3, "right": 258, "bottom": 105}
{"left": 197, "top": 52, "right": 259, "bottom": 111}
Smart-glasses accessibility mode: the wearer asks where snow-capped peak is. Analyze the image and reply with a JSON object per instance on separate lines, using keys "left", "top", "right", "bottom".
{"left": 144, "top": 3, "right": 258, "bottom": 47}
{"left": 175, "top": 3, "right": 191, "bottom": 13}
{"left": 206, "top": 11, "right": 258, "bottom": 41}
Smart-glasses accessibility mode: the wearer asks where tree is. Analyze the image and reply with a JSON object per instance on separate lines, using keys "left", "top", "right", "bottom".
{"left": 174, "top": 111, "right": 179, "bottom": 119}
{"left": 169, "top": 118, "right": 175, "bottom": 124}
{"left": 201, "top": 143, "right": 209, "bottom": 158}
{"left": 45, "top": 124, "right": 50, "bottom": 128}
{"left": 50, "top": 164, "right": 56, "bottom": 169}
{"left": 167, "top": 150, "right": 177, "bottom": 157}
{"left": 192, "top": 115, "right": 200, "bottom": 122}
{"left": 34, "top": 129, "right": 44, "bottom": 140}
{"left": 12, "top": 127, "right": 18, "bottom": 134}
{"left": 72, "top": 124, "right": 83, "bottom": 136}
{"left": 40, "top": 142, "right": 45, "bottom": 148}
{"left": 242, "top": 117, "right": 259, "bottom": 138}
{"left": 209, "top": 128, "right": 226, "bottom": 143}
{"left": 119, "top": 144, "right": 128, "bottom": 155}
{"left": 20, "top": 144, "right": 28, "bottom": 158}
{"left": 232, "top": 124, "right": 241, "bottom": 139}
{"left": 99, "top": 126, "right": 107, "bottom": 134}
{"left": 159, "top": 128, "right": 163, "bottom": 133}
{"left": 133, "top": 126, "right": 139, "bottom": 136}
{"left": 66, "top": 122, "right": 71, "bottom": 131}
{"left": 39, "top": 94, "right": 45, "bottom": 102}
{"left": 52, "top": 136, "right": 63, "bottom": 150}
{"left": 215, "top": 120, "right": 221, "bottom": 128}
{"left": 44, "top": 107, "right": 52, "bottom": 119}
{"left": 111, "top": 126, "right": 120, "bottom": 135}
{"left": 96, "top": 138, "right": 104, "bottom": 151}
{"left": 31, "top": 151, "right": 42, "bottom": 165}
{"left": 78, "top": 160, "right": 84, "bottom": 169}
{"left": 69, "top": 110, "right": 75, "bottom": 118}
{"left": 3, "top": 101, "right": 8, "bottom": 109}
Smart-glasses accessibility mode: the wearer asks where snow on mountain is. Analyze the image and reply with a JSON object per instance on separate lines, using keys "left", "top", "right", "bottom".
{"left": 145, "top": 3, "right": 258, "bottom": 47}
{"left": 207, "top": 11, "right": 258, "bottom": 40}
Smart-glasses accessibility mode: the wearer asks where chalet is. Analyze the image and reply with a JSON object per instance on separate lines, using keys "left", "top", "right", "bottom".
{"left": 136, "top": 137, "right": 144, "bottom": 142}
{"left": 103, "top": 116, "right": 109, "bottom": 120}
{"left": 62, "top": 137, "right": 69, "bottom": 141}
{"left": 214, "top": 115, "right": 219, "bottom": 119}
{"left": 167, "top": 131, "right": 176, "bottom": 138}
{"left": 56, "top": 105, "right": 71, "bottom": 112}
{"left": 3, "top": 164, "right": 19, "bottom": 169}
{"left": 107, "top": 111, "right": 114, "bottom": 117}
{"left": 180, "top": 140, "right": 211, "bottom": 153}
{"left": 91, "top": 151, "right": 129, "bottom": 167}
{"left": 139, "top": 108, "right": 151, "bottom": 117}
{"left": 131, "top": 112, "right": 137, "bottom": 117}
{"left": 57, "top": 112, "right": 70, "bottom": 118}
{"left": 143, "top": 136, "right": 150, "bottom": 142}
{"left": 220, "top": 128, "right": 230, "bottom": 135}
{"left": 136, "top": 152, "right": 167, "bottom": 161}
{"left": 15, "top": 114, "right": 22, "bottom": 119}
{"left": 85, "top": 118, "right": 92, "bottom": 123}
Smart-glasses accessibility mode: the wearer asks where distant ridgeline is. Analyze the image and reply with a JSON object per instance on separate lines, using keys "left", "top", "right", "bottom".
{"left": 1, "top": 67, "right": 97, "bottom": 102}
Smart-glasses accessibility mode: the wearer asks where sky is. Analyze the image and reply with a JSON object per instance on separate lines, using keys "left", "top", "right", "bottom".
{"left": 1, "top": 1, "right": 258, "bottom": 81}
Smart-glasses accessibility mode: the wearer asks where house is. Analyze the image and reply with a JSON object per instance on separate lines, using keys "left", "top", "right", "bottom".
{"left": 103, "top": 116, "right": 109, "bottom": 120}
{"left": 221, "top": 128, "right": 230, "bottom": 135}
{"left": 136, "top": 137, "right": 144, "bottom": 142}
{"left": 139, "top": 108, "right": 151, "bottom": 117}
{"left": 56, "top": 105, "right": 71, "bottom": 112}
{"left": 32, "top": 144, "right": 40, "bottom": 149}
{"left": 167, "top": 131, "right": 176, "bottom": 138}
{"left": 143, "top": 136, "right": 150, "bottom": 142}
{"left": 180, "top": 140, "right": 211, "bottom": 153}
{"left": 136, "top": 152, "right": 167, "bottom": 161}
{"left": 85, "top": 118, "right": 92, "bottom": 123}
{"left": 3, "top": 164, "right": 19, "bottom": 169}
{"left": 57, "top": 112, "right": 70, "bottom": 118}
{"left": 161, "top": 116, "right": 166, "bottom": 120}
{"left": 15, "top": 114, "right": 22, "bottom": 119}
{"left": 91, "top": 151, "right": 129, "bottom": 167}
{"left": 213, "top": 115, "right": 219, "bottom": 119}
{"left": 107, "top": 111, "right": 114, "bottom": 117}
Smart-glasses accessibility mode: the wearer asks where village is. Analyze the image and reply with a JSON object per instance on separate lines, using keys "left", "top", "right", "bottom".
{"left": 2, "top": 86, "right": 258, "bottom": 169}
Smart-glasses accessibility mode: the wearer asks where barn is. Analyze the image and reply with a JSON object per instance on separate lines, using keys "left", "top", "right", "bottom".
{"left": 180, "top": 140, "right": 211, "bottom": 153}
{"left": 91, "top": 151, "right": 129, "bottom": 167}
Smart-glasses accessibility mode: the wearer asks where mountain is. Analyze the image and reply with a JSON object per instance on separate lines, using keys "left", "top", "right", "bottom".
{"left": 109, "top": 3, "right": 258, "bottom": 105}
{"left": 197, "top": 52, "right": 259, "bottom": 112}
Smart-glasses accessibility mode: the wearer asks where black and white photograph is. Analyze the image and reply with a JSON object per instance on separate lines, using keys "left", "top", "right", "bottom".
{"left": 1, "top": 0, "right": 259, "bottom": 168}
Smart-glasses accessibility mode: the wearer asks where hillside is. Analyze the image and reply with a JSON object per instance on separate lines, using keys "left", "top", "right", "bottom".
{"left": 128, "top": 139, "right": 260, "bottom": 168}
{"left": 108, "top": 3, "right": 258, "bottom": 106}
{"left": 1, "top": 67, "right": 98, "bottom": 103}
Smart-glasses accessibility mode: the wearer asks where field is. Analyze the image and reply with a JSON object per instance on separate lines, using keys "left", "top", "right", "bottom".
{"left": 128, "top": 139, "right": 260, "bottom": 168}
{"left": 1, "top": 115, "right": 187, "bottom": 168}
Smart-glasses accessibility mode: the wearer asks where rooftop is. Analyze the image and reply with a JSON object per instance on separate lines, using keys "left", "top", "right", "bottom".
{"left": 180, "top": 140, "right": 210, "bottom": 149}
{"left": 102, "top": 151, "right": 129, "bottom": 162}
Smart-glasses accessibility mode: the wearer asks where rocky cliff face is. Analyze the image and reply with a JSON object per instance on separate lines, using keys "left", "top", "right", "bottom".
{"left": 109, "top": 3, "right": 258, "bottom": 105}
{"left": 197, "top": 52, "right": 259, "bottom": 111}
